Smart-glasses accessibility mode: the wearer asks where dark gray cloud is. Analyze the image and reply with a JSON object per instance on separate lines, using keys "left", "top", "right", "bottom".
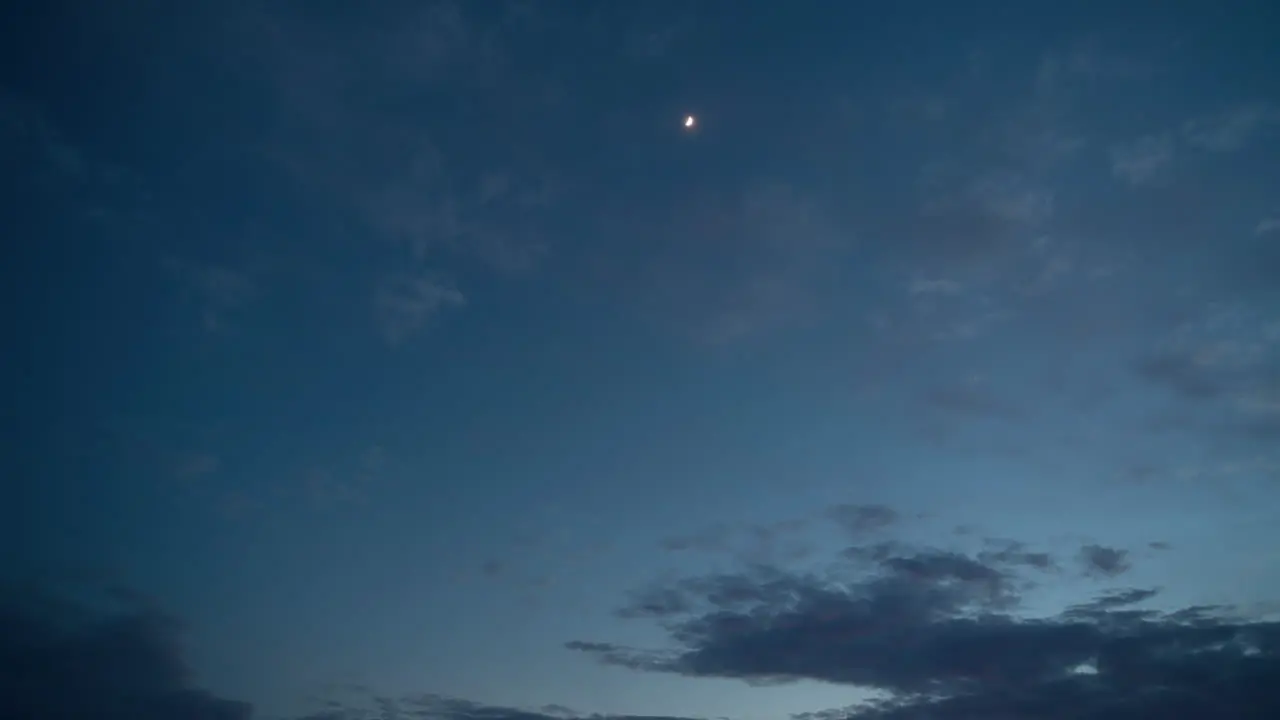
{"left": 578, "top": 543, "right": 1054, "bottom": 691}
{"left": 1079, "top": 544, "right": 1131, "bottom": 578}
{"left": 1063, "top": 588, "right": 1161, "bottom": 619}
{"left": 0, "top": 586, "right": 251, "bottom": 720}
{"left": 570, "top": 539, "right": 1280, "bottom": 719}
{"left": 297, "top": 692, "right": 705, "bottom": 720}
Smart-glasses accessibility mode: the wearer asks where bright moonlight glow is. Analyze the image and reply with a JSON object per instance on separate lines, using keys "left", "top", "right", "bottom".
{"left": 683, "top": 115, "right": 696, "bottom": 128}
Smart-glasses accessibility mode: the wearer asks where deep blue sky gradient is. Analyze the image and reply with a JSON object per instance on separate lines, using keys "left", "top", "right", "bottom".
{"left": 5, "top": 2, "right": 1280, "bottom": 720}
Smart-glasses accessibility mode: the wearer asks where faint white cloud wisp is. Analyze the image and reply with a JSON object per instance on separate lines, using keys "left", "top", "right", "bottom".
{"left": 1183, "top": 104, "right": 1276, "bottom": 153}
{"left": 375, "top": 273, "right": 465, "bottom": 346}
{"left": 1110, "top": 134, "right": 1174, "bottom": 187}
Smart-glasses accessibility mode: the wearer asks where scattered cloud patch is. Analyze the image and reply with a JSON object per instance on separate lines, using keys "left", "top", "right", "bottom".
{"left": 570, "top": 532, "right": 1280, "bottom": 720}
{"left": 1078, "top": 544, "right": 1131, "bottom": 578}
{"left": 228, "top": 2, "right": 563, "bottom": 338}
{"left": 1135, "top": 300, "right": 1280, "bottom": 450}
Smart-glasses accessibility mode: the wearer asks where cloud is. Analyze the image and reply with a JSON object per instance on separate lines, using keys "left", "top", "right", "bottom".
{"left": 1065, "top": 588, "right": 1161, "bottom": 616}
{"left": 658, "top": 519, "right": 812, "bottom": 567}
{"left": 375, "top": 273, "right": 466, "bottom": 345}
{"left": 907, "top": 278, "right": 963, "bottom": 296}
{"left": 924, "top": 380, "right": 1020, "bottom": 420}
{"left": 224, "top": 2, "right": 563, "bottom": 341}
{"left": 912, "top": 183, "right": 1028, "bottom": 268}
{"left": 301, "top": 444, "right": 395, "bottom": 510}
{"left": 1105, "top": 103, "right": 1272, "bottom": 190}
{"left": 978, "top": 538, "right": 1056, "bottom": 572}
{"left": 175, "top": 453, "right": 219, "bottom": 482}
{"left": 622, "top": 15, "right": 695, "bottom": 61}
{"left": 1183, "top": 104, "right": 1276, "bottom": 152}
{"left": 898, "top": 40, "right": 1106, "bottom": 282}
{"left": 969, "top": 173, "right": 1055, "bottom": 226}
{"left": 1257, "top": 218, "right": 1280, "bottom": 236}
{"left": 163, "top": 258, "right": 259, "bottom": 333}
{"left": 885, "top": 43, "right": 1158, "bottom": 347}
{"left": 826, "top": 504, "right": 899, "bottom": 536}
{"left": 1135, "top": 352, "right": 1224, "bottom": 400}
{"left": 2, "top": 87, "right": 149, "bottom": 232}
{"left": 1, "top": 89, "right": 85, "bottom": 183}
{"left": 1133, "top": 301, "right": 1280, "bottom": 447}
{"left": 635, "top": 181, "right": 851, "bottom": 344}
{"left": 1110, "top": 133, "right": 1174, "bottom": 186}
{"left": 1077, "top": 544, "right": 1131, "bottom": 578}
{"left": 297, "top": 692, "right": 708, "bottom": 720}
{"left": 0, "top": 585, "right": 251, "bottom": 720}
{"left": 577, "top": 542, "right": 1057, "bottom": 686}
{"left": 569, "top": 533, "right": 1280, "bottom": 719}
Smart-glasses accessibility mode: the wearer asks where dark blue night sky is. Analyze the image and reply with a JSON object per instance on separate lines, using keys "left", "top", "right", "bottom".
{"left": 5, "top": 2, "right": 1280, "bottom": 719}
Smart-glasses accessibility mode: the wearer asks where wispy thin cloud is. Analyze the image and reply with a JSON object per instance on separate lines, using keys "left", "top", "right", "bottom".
{"left": 163, "top": 258, "right": 259, "bottom": 333}
{"left": 175, "top": 453, "right": 219, "bottom": 482}
{"left": 638, "top": 181, "right": 851, "bottom": 345}
{"left": 1110, "top": 133, "right": 1174, "bottom": 186}
{"left": 1183, "top": 103, "right": 1276, "bottom": 152}
{"left": 375, "top": 273, "right": 465, "bottom": 346}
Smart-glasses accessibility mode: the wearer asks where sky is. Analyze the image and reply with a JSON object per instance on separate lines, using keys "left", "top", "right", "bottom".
{"left": 4, "top": 1, "right": 1280, "bottom": 719}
